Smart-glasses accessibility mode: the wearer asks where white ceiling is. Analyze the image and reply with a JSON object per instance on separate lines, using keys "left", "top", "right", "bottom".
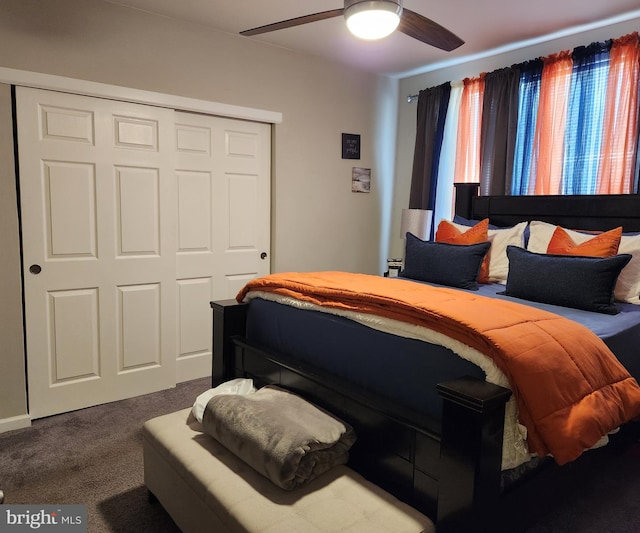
{"left": 103, "top": 0, "right": 640, "bottom": 77}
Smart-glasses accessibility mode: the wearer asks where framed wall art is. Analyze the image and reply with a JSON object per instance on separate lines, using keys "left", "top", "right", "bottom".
{"left": 342, "top": 133, "right": 360, "bottom": 159}
{"left": 351, "top": 167, "right": 371, "bottom": 193}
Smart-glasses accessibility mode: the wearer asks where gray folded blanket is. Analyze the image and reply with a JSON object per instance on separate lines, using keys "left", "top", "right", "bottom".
{"left": 202, "top": 385, "right": 356, "bottom": 490}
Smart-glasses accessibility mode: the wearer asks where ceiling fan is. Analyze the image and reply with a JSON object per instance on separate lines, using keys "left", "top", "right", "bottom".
{"left": 240, "top": 0, "right": 464, "bottom": 52}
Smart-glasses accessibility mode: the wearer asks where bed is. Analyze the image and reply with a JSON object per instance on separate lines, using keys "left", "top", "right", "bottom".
{"left": 210, "top": 184, "right": 640, "bottom": 532}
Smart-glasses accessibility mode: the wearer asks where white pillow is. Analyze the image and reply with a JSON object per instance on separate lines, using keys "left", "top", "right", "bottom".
{"left": 527, "top": 220, "right": 640, "bottom": 304}
{"left": 453, "top": 221, "right": 527, "bottom": 284}
{"left": 614, "top": 233, "right": 640, "bottom": 304}
{"left": 526, "top": 220, "right": 557, "bottom": 253}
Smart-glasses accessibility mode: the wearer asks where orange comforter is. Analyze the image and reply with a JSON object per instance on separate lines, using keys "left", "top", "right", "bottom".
{"left": 237, "top": 271, "right": 640, "bottom": 465}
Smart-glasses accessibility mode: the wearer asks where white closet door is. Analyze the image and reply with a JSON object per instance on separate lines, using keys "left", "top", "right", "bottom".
{"left": 17, "top": 87, "right": 177, "bottom": 418}
{"left": 174, "top": 111, "right": 271, "bottom": 381}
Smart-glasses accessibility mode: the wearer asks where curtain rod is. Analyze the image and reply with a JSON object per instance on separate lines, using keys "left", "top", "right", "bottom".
{"left": 407, "top": 94, "right": 419, "bottom": 103}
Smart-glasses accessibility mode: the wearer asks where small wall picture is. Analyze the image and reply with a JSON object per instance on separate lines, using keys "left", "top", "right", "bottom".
{"left": 351, "top": 167, "right": 371, "bottom": 193}
{"left": 342, "top": 133, "right": 360, "bottom": 159}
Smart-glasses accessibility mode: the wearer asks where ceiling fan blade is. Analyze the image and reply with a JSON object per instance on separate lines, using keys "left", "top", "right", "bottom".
{"left": 241, "top": 9, "right": 344, "bottom": 37}
{"left": 398, "top": 8, "right": 464, "bottom": 51}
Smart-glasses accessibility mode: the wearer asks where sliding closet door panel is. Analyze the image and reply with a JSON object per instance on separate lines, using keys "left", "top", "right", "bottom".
{"left": 175, "top": 111, "right": 271, "bottom": 381}
{"left": 18, "top": 87, "right": 177, "bottom": 418}
{"left": 212, "top": 119, "right": 271, "bottom": 294}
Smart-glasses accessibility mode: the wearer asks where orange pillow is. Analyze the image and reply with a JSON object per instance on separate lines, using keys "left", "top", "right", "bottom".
{"left": 436, "top": 219, "right": 490, "bottom": 283}
{"left": 546, "top": 226, "right": 622, "bottom": 257}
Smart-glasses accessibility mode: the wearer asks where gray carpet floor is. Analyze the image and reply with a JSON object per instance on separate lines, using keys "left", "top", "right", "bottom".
{"left": 0, "top": 377, "right": 210, "bottom": 532}
{"left": 1, "top": 376, "right": 639, "bottom": 532}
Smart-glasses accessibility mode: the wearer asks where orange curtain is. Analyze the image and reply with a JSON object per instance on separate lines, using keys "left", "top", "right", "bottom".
{"left": 530, "top": 51, "right": 573, "bottom": 195}
{"left": 597, "top": 33, "right": 640, "bottom": 194}
{"left": 454, "top": 75, "right": 485, "bottom": 183}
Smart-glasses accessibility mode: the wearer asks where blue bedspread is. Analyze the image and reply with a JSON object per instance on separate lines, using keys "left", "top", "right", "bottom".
{"left": 245, "top": 280, "right": 640, "bottom": 431}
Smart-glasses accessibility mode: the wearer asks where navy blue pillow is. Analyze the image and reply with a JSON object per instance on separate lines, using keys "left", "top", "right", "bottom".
{"left": 504, "top": 246, "right": 631, "bottom": 314}
{"left": 453, "top": 214, "right": 500, "bottom": 230}
{"left": 401, "top": 233, "right": 491, "bottom": 290}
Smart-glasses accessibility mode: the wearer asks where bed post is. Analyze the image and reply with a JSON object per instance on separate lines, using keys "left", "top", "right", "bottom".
{"left": 454, "top": 183, "right": 480, "bottom": 219}
{"left": 436, "top": 377, "right": 512, "bottom": 531}
{"left": 210, "top": 300, "right": 248, "bottom": 387}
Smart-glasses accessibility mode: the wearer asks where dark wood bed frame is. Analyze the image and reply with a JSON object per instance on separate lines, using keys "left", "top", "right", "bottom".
{"left": 211, "top": 184, "right": 640, "bottom": 532}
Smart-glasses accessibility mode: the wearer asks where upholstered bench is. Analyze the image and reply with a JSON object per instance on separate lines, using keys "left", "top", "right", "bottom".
{"left": 143, "top": 408, "right": 435, "bottom": 533}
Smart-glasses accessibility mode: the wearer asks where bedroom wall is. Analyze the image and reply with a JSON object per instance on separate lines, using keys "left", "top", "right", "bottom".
{"left": 0, "top": 0, "right": 395, "bottom": 425}
{"left": 389, "top": 15, "right": 640, "bottom": 260}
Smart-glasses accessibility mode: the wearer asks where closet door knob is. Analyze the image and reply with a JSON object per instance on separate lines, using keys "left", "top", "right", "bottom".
{"left": 29, "top": 264, "right": 42, "bottom": 274}
{"left": 260, "top": 252, "right": 268, "bottom": 260}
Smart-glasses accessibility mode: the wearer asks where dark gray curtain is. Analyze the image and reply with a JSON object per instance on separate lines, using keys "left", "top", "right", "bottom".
{"left": 409, "top": 83, "right": 451, "bottom": 210}
{"left": 480, "top": 67, "right": 520, "bottom": 195}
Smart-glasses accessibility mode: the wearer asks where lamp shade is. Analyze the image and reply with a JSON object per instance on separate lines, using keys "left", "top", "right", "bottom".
{"left": 344, "top": 0, "right": 402, "bottom": 40}
{"left": 400, "top": 208, "right": 432, "bottom": 240}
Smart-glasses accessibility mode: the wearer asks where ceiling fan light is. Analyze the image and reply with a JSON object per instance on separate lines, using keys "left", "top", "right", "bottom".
{"left": 345, "top": 1, "right": 402, "bottom": 41}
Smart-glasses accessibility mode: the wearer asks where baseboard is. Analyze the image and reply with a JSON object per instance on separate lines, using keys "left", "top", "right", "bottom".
{"left": 177, "top": 352, "right": 212, "bottom": 383}
{"left": 0, "top": 414, "right": 31, "bottom": 434}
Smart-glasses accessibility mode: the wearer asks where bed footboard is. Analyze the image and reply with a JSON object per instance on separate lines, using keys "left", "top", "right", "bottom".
{"left": 210, "top": 300, "right": 511, "bottom": 531}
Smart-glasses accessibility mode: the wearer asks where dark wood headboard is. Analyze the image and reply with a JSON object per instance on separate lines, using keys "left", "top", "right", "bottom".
{"left": 454, "top": 183, "right": 640, "bottom": 232}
